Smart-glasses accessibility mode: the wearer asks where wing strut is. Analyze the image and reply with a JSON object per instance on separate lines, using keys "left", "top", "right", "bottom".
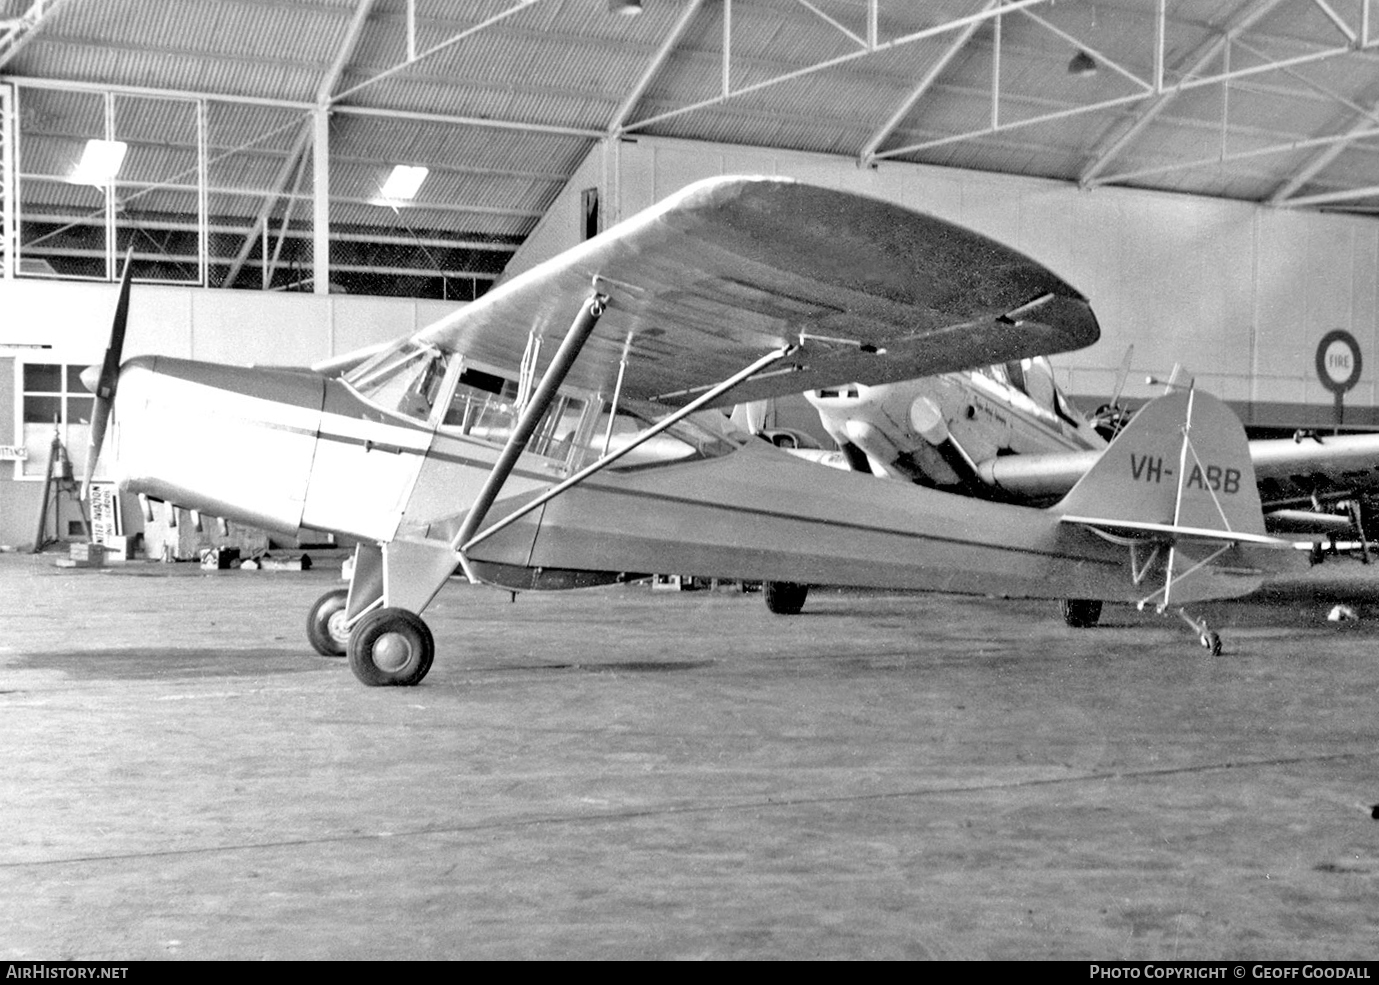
{"left": 460, "top": 343, "right": 799, "bottom": 557}
{"left": 450, "top": 289, "right": 609, "bottom": 553}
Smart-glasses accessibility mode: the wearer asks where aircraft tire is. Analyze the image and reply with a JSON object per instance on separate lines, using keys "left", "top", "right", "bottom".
{"left": 1059, "top": 598, "right": 1102, "bottom": 629}
{"left": 306, "top": 588, "right": 351, "bottom": 657}
{"left": 348, "top": 607, "right": 435, "bottom": 686}
{"left": 763, "top": 580, "right": 809, "bottom": 615}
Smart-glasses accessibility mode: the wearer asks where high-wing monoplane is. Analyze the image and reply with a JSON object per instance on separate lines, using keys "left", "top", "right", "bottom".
{"left": 84, "top": 177, "right": 1303, "bottom": 684}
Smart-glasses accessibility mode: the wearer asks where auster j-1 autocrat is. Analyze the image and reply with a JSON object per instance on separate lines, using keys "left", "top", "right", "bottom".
{"left": 80, "top": 177, "right": 1304, "bottom": 685}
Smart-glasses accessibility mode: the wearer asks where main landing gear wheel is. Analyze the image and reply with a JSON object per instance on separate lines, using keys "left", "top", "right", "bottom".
{"left": 1200, "top": 631, "right": 1223, "bottom": 657}
{"left": 348, "top": 607, "right": 435, "bottom": 687}
{"left": 306, "top": 588, "right": 351, "bottom": 657}
{"left": 763, "top": 581, "right": 809, "bottom": 615}
{"left": 1059, "top": 598, "right": 1103, "bottom": 629}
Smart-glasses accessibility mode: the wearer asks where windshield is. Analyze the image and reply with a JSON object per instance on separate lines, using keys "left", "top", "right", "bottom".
{"left": 343, "top": 339, "right": 449, "bottom": 421}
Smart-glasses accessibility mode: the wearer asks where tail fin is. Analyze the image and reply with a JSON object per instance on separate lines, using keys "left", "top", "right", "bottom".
{"left": 1055, "top": 387, "right": 1269, "bottom": 541}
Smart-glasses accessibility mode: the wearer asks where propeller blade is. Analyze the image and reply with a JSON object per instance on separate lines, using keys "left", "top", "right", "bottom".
{"left": 82, "top": 251, "right": 134, "bottom": 501}
{"left": 1108, "top": 343, "right": 1134, "bottom": 409}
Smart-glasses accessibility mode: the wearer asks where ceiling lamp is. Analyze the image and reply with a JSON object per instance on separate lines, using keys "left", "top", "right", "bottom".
{"left": 609, "top": 0, "right": 643, "bottom": 14}
{"left": 1067, "top": 50, "right": 1098, "bottom": 77}
{"left": 70, "top": 139, "right": 128, "bottom": 186}
{"left": 380, "top": 165, "right": 429, "bottom": 201}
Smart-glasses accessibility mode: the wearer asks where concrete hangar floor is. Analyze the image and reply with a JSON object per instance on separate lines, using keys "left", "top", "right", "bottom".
{"left": 1, "top": 551, "right": 1376, "bottom": 961}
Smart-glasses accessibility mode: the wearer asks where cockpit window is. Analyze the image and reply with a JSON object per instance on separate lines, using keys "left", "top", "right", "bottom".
{"left": 443, "top": 368, "right": 520, "bottom": 442}
{"left": 344, "top": 340, "right": 449, "bottom": 421}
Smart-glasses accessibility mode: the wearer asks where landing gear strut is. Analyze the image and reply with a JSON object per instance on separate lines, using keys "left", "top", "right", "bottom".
{"left": 306, "top": 588, "right": 351, "bottom": 657}
{"left": 348, "top": 607, "right": 435, "bottom": 686}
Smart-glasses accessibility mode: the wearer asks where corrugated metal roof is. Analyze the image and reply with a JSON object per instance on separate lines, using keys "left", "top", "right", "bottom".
{"left": 4, "top": 0, "right": 1379, "bottom": 294}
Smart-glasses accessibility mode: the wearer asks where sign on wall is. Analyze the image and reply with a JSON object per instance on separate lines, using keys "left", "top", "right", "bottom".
{"left": 0, "top": 446, "right": 27, "bottom": 461}
{"left": 1315, "top": 330, "right": 1362, "bottom": 429}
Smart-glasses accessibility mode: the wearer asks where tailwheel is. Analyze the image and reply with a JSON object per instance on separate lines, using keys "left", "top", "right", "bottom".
{"left": 763, "top": 580, "right": 809, "bottom": 615}
{"left": 1176, "top": 608, "right": 1222, "bottom": 657}
{"left": 306, "top": 588, "right": 351, "bottom": 657}
{"left": 348, "top": 607, "right": 435, "bottom": 687}
{"left": 1059, "top": 598, "right": 1102, "bottom": 628}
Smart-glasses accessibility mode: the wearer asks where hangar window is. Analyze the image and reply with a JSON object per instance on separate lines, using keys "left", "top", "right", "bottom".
{"left": 16, "top": 362, "right": 108, "bottom": 481}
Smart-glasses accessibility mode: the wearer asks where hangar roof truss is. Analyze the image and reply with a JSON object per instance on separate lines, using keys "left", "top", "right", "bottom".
{"left": 1, "top": 0, "right": 1377, "bottom": 297}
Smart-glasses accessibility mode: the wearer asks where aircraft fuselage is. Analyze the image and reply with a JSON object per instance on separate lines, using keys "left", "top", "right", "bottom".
{"left": 110, "top": 355, "right": 1289, "bottom": 608}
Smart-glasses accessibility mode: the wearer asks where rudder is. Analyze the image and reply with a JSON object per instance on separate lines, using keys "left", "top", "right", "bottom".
{"left": 1054, "top": 387, "right": 1267, "bottom": 538}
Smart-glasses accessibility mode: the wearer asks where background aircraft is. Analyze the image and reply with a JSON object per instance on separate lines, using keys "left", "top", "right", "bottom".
{"left": 787, "top": 356, "right": 1379, "bottom": 627}
{"left": 84, "top": 177, "right": 1302, "bottom": 684}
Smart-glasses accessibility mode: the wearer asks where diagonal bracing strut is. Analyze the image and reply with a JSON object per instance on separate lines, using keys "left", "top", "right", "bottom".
{"left": 451, "top": 288, "right": 609, "bottom": 553}
{"left": 460, "top": 343, "right": 799, "bottom": 555}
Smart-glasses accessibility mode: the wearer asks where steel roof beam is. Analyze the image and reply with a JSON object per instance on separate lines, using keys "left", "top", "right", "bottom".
{"left": 318, "top": 0, "right": 379, "bottom": 105}
{"left": 1078, "top": 0, "right": 1292, "bottom": 187}
{"left": 1090, "top": 123, "right": 1379, "bottom": 188}
{"left": 18, "top": 211, "right": 518, "bottom": 252}
{"left": 222, "top": 123, "right": 312, "bottom": 289}
{"left": 1267, "top": 106, "right": 1379, "bottom": 205}
{"left": 226, "top": 0, "right": 379, "bottom": 288}
{"left": 793, "top": 0, "right": 869, "bottom": 50}
{"left": 623, "top": 0, "right": 1055, "bottom": 134}
{"left": 1311, "top": 0, "right": 1357, "bottom": 42}
{"left": 0, "top": 0, "right": 77, "bottom": 72}
{"left": 1274, "top": 181, "right": 1379, "bottom": 209}
{"left": 885, "top": 30, "right": 1364, "bottom": 164}
{"left": 607, "top": 0, "right": 705, "bottom": 136}
{"left": 5, "top": 74, "right": 606, "bottom": 139}
{"left": 857, "top": 0, "right": 996, "bottom": 166}
{"left": 328, "top": 0, "right": 549, "bottom": 107}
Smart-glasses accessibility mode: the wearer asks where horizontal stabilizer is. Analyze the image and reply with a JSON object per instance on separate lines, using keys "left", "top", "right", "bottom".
{"left": 1058, "top": 515, "right": 1292, "bottom": 548}
{"left": 1053, "top": 387, "right": 1270, "bottom": 542}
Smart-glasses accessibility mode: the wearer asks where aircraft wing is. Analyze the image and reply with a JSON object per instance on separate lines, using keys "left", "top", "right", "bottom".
{"left": 415, "top": 176, "right": 1099, "bottom": 408}
{"left": 1249, "top": 433, "right": 1379, "bottom": 508}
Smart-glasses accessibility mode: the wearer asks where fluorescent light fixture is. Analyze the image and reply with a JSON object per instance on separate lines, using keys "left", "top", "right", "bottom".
{"left": 609, "top": 0, "right": 643, "bottom": 14}
{"left": 70, "top": 139, "right": 128, "bottom": 186}
{"left": 380, "top": 164, "right": 429, "bottom": 201}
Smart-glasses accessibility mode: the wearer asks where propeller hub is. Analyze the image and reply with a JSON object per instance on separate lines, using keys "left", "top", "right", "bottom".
{"left": 79, "top": 364, "right": 102, "bottom": 394}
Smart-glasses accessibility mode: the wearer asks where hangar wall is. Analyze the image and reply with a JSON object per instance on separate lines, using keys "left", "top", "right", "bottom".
{"left": 0, "top": 282, "right": 458, "bottom": 549}
{"left": 551, "top": 135, "right": 1379, "bottom": 432}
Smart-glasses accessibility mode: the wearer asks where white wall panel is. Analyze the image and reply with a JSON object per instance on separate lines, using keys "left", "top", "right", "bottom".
{"left": 1352, "top": 228, "right": 1378, "bottom": 356}
{"left": 0, "top": 279, "right": 449, "bottom": 367}
{"left": 191, "top": 292, "right": 328, "bottom": 366}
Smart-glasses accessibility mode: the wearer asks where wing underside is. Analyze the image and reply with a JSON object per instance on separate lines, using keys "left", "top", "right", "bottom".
{"left": 417, "top": 176, "right": 1100, "bottom": 407}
